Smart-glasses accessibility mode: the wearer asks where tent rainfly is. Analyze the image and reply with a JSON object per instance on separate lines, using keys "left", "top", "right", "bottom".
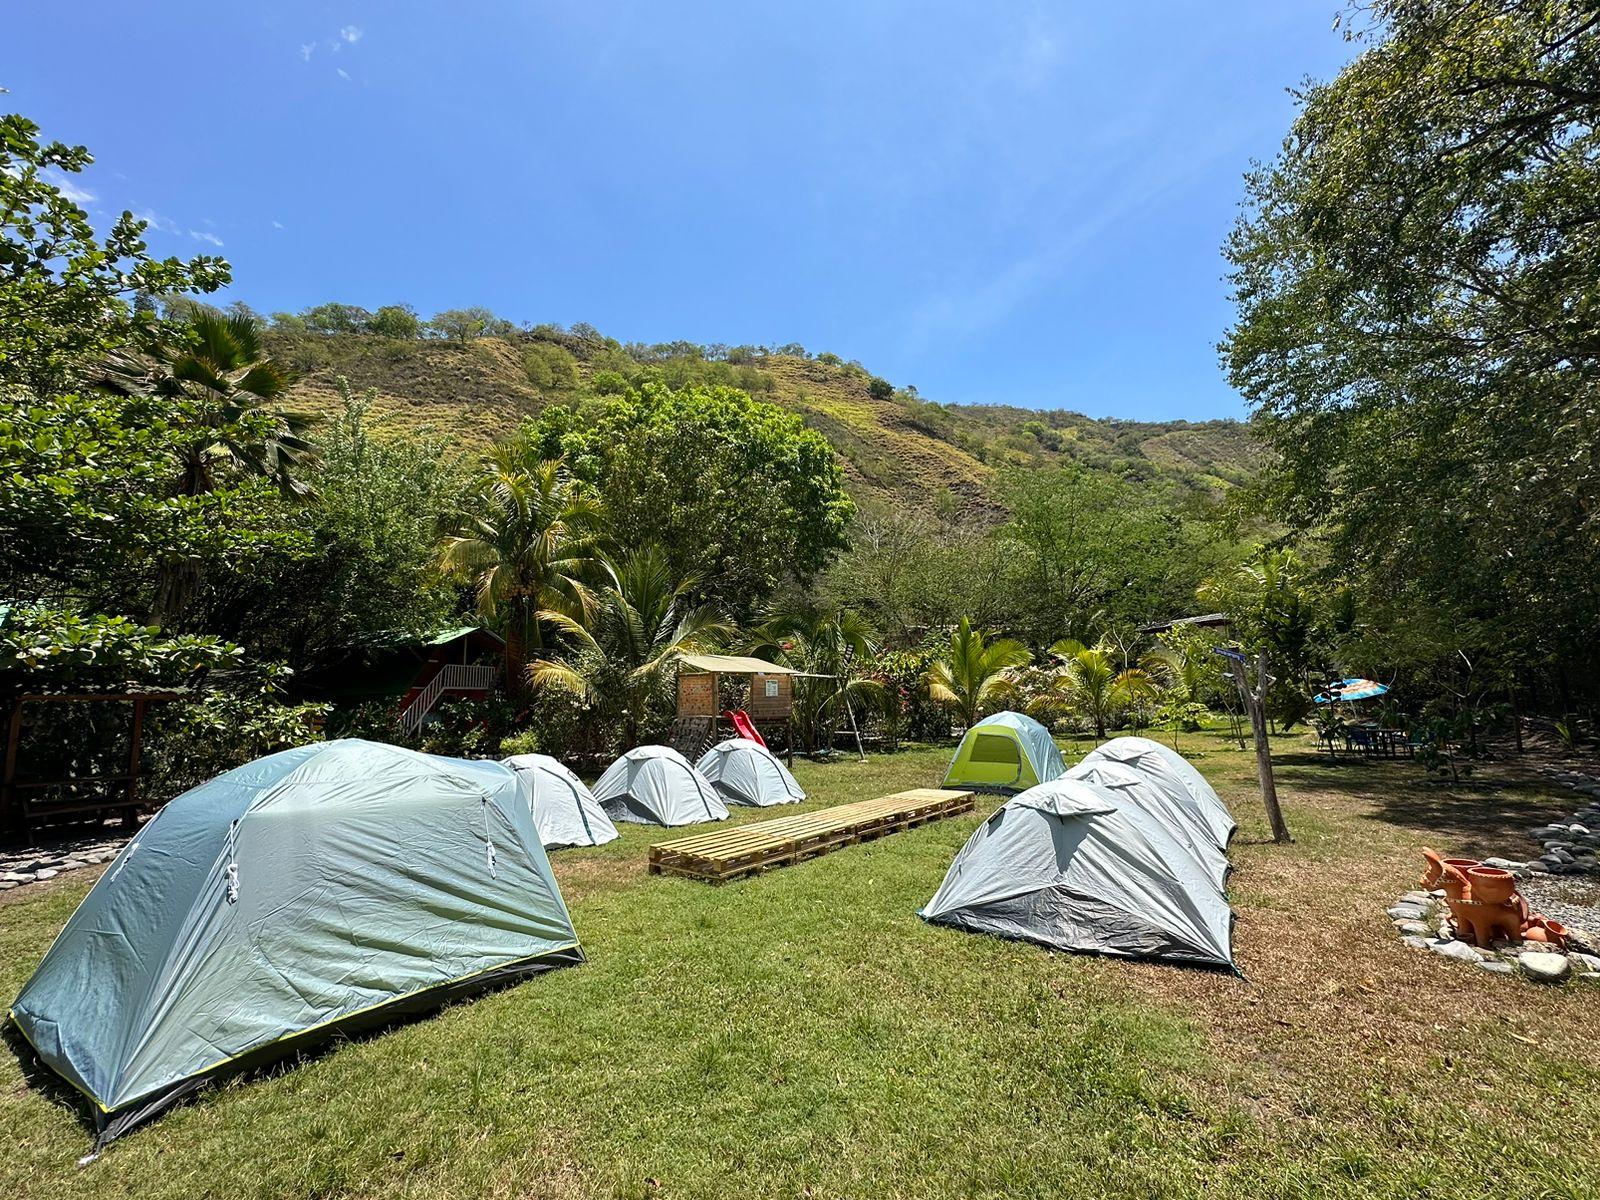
{"left": 942, "top": 711, "right": 1066, "bottom": 792}
{"left": 592, "top": 745, "right": 728, "bottom": 826}
{"left": 920, "top": 776, "right": 1236, "bottom": 971}
{"left": 503, "top": 753, "right": 619, "bottom": 848}
{"left": 1078, "top": 736, "right": 1236, "bottom": 849}
{"left": 9, "top": 739, "right": 581, "bottom": 1144}
{"left": 1065, "top": 758, "right": 1230, "bottom": 891}
{"left": 696, "top": 738, "right": 807, "bottom": 807}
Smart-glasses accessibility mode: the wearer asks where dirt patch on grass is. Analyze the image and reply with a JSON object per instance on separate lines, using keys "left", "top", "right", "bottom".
{"left": 1113, "top": 757, "right": 1600, "bottom": 1134}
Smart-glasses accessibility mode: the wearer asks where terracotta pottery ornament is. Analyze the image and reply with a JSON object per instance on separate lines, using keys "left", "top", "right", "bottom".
{"left": 1418, "top": 848, "right": 1555, "bottom": 949}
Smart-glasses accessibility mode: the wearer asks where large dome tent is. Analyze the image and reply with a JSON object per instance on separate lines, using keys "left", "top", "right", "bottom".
{"left": 919, "top": 776, "right": 1235, "bottom": 972}
{"left": 696, "top": 738, "right": 806, "bottom": 807}
{"left": 942, "top": 711, "right": 1065, "bottom": 792}
{"left": 1079, "top": 736, "right": 1236, "bottom": 848}
{"left": 9, "top": 739, "right": 581, "bottom": 1145}
{"left": 1066, "top": 758, "right": 1230, "bottom": 890}
{"left": 593, "top": 745, "right": 728, "bottom": 826}
{"left": 503, "top": 753, "right": 619, "bottom": 848}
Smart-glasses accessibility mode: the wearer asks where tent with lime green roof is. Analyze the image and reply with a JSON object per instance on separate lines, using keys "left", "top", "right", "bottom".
{"left": 942, "top": 711, "right": 1065, "bottom": 792}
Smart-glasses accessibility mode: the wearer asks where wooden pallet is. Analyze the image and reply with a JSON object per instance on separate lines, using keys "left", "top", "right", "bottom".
{"left": 647, "top": 787, "right": 976, "bottom": 883}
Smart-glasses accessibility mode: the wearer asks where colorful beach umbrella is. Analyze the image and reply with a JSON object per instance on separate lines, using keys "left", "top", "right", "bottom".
{"left": 1314, "top": 677, "right": 1390, "bottom": 704}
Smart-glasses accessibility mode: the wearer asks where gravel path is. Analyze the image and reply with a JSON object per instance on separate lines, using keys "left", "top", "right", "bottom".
{"left": 1520, "top": 873, "right": 1600, "bottom": 935}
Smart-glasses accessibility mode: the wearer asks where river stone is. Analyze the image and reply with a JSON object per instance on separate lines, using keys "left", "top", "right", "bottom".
{"left": 1401, "top": 935, "right": 1429, "bottom": 950}
{"left": 1399, "top": 890, "right": 1433, "bottom": 906}
{"left": 1518, "top": 952, "right": 1572, "bottom": 983}
{"left": 1387, "top": 904, "right": 1428, "bottom": 921}
{"left": 33, "top": 868, "right": 58, "bottom": 881}
{"left": 1430, "top": 939, "right": 1483, "bottom": 964}
{"left": 1523, "top": 860, "right": 1550, "bottom": 873}
{"left": 1396, "top": 920, "right": 1431, "bottom": 937}
{"left": 1477, "top": 960, "right": 1514, "bottom": 975}
{"left": 1482, "top": 857, "right": 1526, "bottom": 871}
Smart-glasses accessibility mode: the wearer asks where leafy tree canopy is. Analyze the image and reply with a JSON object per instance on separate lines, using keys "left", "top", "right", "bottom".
{"left": 525, "top": 382, "right": 855, "bottom": 617}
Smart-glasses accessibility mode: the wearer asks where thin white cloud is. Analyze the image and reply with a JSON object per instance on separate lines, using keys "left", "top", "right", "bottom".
{"left": 339, "top": 25, "right": 362, "bottom": 44}
{"left": 42, "top": 170, "right": 95, "bottom": 205}
{"left": 300, "top": 42, "right": 316, "bottom": 62}
{"left": 271, "top": 220, "right": 285, "bottom": 230}
{"left": 336, "top": 67, "right": 351, "bottom": 82}
{"left": 189, "top": 230, "right": 224, "bottom": 247}
{"left": 134, "top": 208, "right": 181, "bottom": 235}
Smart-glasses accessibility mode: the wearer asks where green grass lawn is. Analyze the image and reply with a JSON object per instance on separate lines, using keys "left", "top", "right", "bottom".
{"left": 4, "top": 731, "right": 1600, "bottom": 1198}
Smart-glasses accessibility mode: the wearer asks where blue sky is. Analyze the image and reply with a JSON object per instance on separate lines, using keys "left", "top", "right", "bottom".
{"left": 9, "top": 3, "right": 1355, "bottom": 420}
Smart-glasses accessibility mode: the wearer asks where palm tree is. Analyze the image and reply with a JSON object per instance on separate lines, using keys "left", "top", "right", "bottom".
{"left": 437, "top": 453, "right": 606, "bottom": 695}
{"left": 92, "top": 312, "right": 317, "bottom": 623}
{"left": 1051, "top": 638, "right": 1156, "bottom": 741}
{"left": 926, "top": 617, "right": 1032, "bottom": 730}
{"left": 530, "top": 546, "right": 731, "bottom": 746}
{"left": 749, "top": 604, "right": 882, "bottom": 753}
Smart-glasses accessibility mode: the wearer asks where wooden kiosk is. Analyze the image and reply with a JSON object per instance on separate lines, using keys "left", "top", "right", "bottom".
{"left": 672, "top": 653, "right": 804, "bottom": 764}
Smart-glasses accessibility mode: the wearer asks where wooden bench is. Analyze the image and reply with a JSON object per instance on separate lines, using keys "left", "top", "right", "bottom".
{"left": 647, "top": 787, "right": 976, "bottom": 883}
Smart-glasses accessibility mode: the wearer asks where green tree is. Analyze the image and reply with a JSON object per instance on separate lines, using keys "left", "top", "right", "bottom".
{"left": 1222, "top": 0, "right": 1600, "bottom": 716}
{"left": 1049, "top": 638, "right": 1153, "bottom": 741}
{"left": 0, "top": 111, "right": 228, "bottom": 395}
{"left": 368, "top": 304, "right": 422, "bottom": 339}
{"left": 299, "top": 302, "right": 371, "bottom": 334}
{"left": 428, "top": 306, "right": 514, "bottom": 343}
{"left": 531, "top": 546, "right": 730, "bottom": 747}
{"left": 196, "top": 380, "right": 459, "bottom": 672}
{"left": 523, "top": 341, "right": 579, "bottom": 392}
{"left": 526, "top": 383, "right": 854, "bottom": 618}
{"left": 437, "top": 453, "right": 606, "bottom": 694}
{"left": 749, "top": 604, "right": 882, "bottom": 753}
{"left": 92, "top": 313, "right": 318, "bottom": 624}
{"left": 926, "top": 617, "right": 1031, "bottom": 730}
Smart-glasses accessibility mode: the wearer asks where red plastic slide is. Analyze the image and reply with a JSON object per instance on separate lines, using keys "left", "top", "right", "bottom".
{"left": 723, "top": 709, "right": 767, "bottom": 747}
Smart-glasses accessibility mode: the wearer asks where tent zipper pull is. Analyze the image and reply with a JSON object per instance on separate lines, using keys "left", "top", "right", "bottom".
{"left": 482, "top": 797, "right": 497, "bottom": 878}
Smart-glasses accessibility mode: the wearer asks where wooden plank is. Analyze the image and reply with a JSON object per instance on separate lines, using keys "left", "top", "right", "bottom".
{"left": 647, "top": 788, "right": 975, "bottom": 883}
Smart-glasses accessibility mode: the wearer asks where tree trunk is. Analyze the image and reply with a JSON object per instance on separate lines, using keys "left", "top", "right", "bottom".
{"left": 1232, "top": 651, "right": 1292, "bottom": 844}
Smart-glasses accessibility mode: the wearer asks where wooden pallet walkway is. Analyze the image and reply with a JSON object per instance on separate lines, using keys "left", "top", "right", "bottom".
{"left": 647, "top": 787, "right": 976, "bottom": 883}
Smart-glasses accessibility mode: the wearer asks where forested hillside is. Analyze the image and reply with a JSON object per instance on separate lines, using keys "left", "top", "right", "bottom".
{"left": 267, "top": 322, "right": 1260, "bottom": 516}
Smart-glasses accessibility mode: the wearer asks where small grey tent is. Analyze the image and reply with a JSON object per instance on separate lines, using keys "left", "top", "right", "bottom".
{"left": 592, "top": 745, "right": 728, "bottom": 826}
{"left": 503, "top": 753, "right": 619, "bottom": 848}
{"left": 920, "top": 776, "right": 1235, "bottom": 971}
{"left": 9, "top": 739, "right": 581, "bottom": 1144}
{"left": 1066, "top": 759, "right": 1230, "bottom": 890}
{"left": 1078, "top": 736, "right": 1236, "bottom": 848}
{"left": 696, "top": 738, "right": 806, "bottom": 807}
{"left": 942, "top": 711, "right": 1066, "bottom": 792}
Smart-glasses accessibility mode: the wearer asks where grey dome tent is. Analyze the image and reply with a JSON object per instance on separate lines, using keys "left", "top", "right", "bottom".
{"left": 1079, "top": 736, "right": 1236, "bottom": 848}
{"left": 696, "top": 738, "right": 806, "bottom": 807}
{"left": 503, "top": 753, "right": 619, "bottom": 848}
{"left": 592, "top": 745, "right": 728, "bottom": 826}
{"left": 919, "top": 777, "right": 1235, "bottom": 971}
{"left": 9, "top": 739, "right": 581, "bottom": 1144}
{"left": 942, "top": 710, "right": 1066, "bottom": 791}
{"left": 1066, "top": 758, "right": 1230, "bottom": 891}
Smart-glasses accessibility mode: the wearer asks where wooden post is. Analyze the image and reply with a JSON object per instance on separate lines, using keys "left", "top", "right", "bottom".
{"left": 1227, "top": 649, "right": 1293, "bottom": 845}
{"left": 128, "top": 697, "right": 147, "bottom": 808}
{"left": 2, "top": 698, "right": 24, "bottom": 834}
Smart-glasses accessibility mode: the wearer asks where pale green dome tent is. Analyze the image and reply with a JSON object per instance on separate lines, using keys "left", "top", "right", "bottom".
{"left": 696, "top": 738, "right": 806, "bottom": 807}
{"left": 942, "top": 710, "right": 1066, "bottom": 792}
{"left": 1078, "top": 736, "right": 1236, "bottom": 848}
{"left": 593, "top": 745, "right": 728, "bottom": 826}
{"left": 9, "top": 739, "right": 582, "bottom": 1145}
{"left": 919, "top": 775, "right": 1235, "bottom": 972}
{"left": 503, "top": 753, "right": 619, "bottom": 848}
{"left": 1065, "top": 758, "right": 1230, "bottom": 891}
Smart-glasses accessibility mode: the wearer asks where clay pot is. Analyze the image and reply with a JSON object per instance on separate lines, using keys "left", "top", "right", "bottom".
{"left": 1523, "top": 925, "right": 1553, "bottom": 944}
{"left": 1466, "top": 867, "right": 1516, "bottom": 905}
{"left": 1443, "top": 857, "right": 1481, "bottom": 873}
